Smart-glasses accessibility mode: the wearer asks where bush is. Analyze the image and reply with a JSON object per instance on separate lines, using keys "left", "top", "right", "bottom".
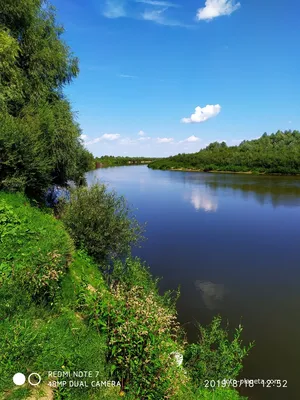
{"left": 62, "top": 184, "right": 143, "bottom": 263}
{"left": 108, "top": 256, "right": 158, "bottom": 292}
{"left": 79, "top": 281, "right": 187, "bottom": 399}
{"left": 183, "top": 316, "right": 254, "bottom": 387}
{"left": 0, "top": 192, "right": 74, "bottom": 300}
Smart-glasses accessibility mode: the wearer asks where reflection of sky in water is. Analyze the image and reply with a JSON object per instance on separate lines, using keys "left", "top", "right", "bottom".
{"left": 185, "top": 188, "right": 218, "bottom": 212}
{"left": 195, "top": 280, "right": 226, "bottom": 310}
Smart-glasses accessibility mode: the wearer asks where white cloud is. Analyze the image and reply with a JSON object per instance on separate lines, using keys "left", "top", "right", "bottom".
{"left": 138, "top": 130, "right": 146, "bottom": 136}
{"left": 119, "top": 137, "right": 138, "bottom": 145}
{"left": 185, "top": 135, "right": 201, "bottom": 142}
{"left": 138, "top": 136, "right": 151, "bottom": 141}
{"left": 102, "top": 0, "right": 188, "bottom": 27}
{"left": 181, "top": 104, "right": 221, "bottom": 124}
{"left": 159, "top": 137, "right": 174, "bottom": 143}
{"left": 142, "top": 8, "right": 187, "bottom": 27}
{"left": 197, "top": 0, "right": 241, "bottom": 21}
{"left": 102, "top": 133, "right": 121, "bottom": 141}
{"left": 118, "top": 74, "right": 137, "bottom": 78}
{"left": 80, "top": 134, "right": 88, "bottom": 141}
{"left": 103, "top": 0, "right": 126, "bottom": 18}
{"left": 86, "top": 138, "right": 101, "bottom": 145}
{"left": 86, "top": 133, "right": 120, "bottom": 145}
{"left": 157, "top": 137, "right": 174, "bottom": 143}
{"left": 136, "top": 0, "right": 179, "bottom": 7}
{"left": 178, "top": 135, "right": 201, "bottom": 144}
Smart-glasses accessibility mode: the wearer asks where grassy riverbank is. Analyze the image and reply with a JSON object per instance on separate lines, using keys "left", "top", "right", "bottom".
{"left": 154, "top": 167, "right": 300, "bottom": 176}
{"left": 0, "top": 190, "right": 251, "bottom": 399}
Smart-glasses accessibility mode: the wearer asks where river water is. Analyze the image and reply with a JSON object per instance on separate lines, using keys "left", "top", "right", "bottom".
{"left": 86, "top": 165, "right": 300, "bottom": 400}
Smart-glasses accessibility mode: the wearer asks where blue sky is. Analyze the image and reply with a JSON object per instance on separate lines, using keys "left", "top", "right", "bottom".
{"left": 51, "top": 0, "right": 300, "bottom": 157}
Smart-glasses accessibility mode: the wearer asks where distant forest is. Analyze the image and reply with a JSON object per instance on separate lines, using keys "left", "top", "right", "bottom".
{"left": 149, "top": 130, "right": 300, "bottom": 175}
{"left": 95, "top": 155, "right": 160, "bottom": 167}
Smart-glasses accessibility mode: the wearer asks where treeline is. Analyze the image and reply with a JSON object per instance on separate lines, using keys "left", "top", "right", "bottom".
{"left": 149, "top": 130, "right": 300, "bottom": 175}
{"left": 95, "top": 155, "right": 160, "bottom": 167}
{"left": 0, "top": 0, "right": 94, "bottom": 199}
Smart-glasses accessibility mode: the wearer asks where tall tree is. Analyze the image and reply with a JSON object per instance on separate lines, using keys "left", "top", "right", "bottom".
{"left": 0, "top": 0, "right": 93, "bottom": 197}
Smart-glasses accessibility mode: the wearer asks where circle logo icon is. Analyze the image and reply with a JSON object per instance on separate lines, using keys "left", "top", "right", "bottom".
{"left": 13, "top": 373, "right": 26, "bottom": 386}
{"left": 28, "top": 373, "right": 42, "bottom": 386}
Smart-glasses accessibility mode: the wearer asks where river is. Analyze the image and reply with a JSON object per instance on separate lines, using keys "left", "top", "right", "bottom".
{"left": 86, "top": 165, "right": 300, "bottom": 400}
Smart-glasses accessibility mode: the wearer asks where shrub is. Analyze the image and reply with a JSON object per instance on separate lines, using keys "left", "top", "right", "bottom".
{"left": 183, "top": 316, "right": 254, "bottom": 387}
{"left": 62, "top": 184, "right": 143, "bottom": 263}
{"left": 108, "top": 256, "right": 158, "bottom": 292}
{"left": 80, "top": 282, "right": 187, "bottom": 399}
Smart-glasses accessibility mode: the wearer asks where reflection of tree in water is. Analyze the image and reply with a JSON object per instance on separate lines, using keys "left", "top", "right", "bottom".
{"left": 195, "top": 280, "right": 226, "bottom": 310}
{"left": 178, "top": 172, "right": 300, "bottom": 208}
{"left": 207, "top": 179, "right": 300, "bottom": 208}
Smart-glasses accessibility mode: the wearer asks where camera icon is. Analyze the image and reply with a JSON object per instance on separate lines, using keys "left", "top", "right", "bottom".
{"left": 13, "top": 372, "right": 42, "bottom": 386}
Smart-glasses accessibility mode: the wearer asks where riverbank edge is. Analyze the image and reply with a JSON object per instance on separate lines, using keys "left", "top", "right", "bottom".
{"left": 148, "top": 166, "right": 300, "bottom": 177}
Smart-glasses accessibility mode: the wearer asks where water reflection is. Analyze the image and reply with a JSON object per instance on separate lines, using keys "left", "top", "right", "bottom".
{"left": 185, "top": 188, "right": 218, "bottom": 212}
{"left": 174, "top": 172, "right": 300, "bottom": 209}
{"left": 195, "top": 280, "right": 226, "bottom": 310}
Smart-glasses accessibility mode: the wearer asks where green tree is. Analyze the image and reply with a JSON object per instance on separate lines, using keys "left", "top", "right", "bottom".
{"left": 0, "top": 0, "right": 93, "bottom": 197}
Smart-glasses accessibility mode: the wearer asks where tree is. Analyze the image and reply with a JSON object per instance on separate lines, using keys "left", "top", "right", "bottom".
{"left": 0, "top": 0, "right": 93, "bottom": 198}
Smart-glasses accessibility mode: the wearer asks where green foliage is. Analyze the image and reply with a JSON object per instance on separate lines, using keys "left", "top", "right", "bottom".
{"left": 1, "top": 176, "right": 26, "bottom": 193}
{"left": 109, "top": 256, "right": 159, "bottom": 293}
{"left": 73, "top": 253, "right": 186, "bottom": 399}
{"left": 0, "top": 192, "right": 73, "bottom": 300}
{"left": 174, "top": 387, "right": 247, "bottom": 400}
{"left": 0, "top": 0, "right": 93, "bottom": 198}
{"left": 62, "top": 184, "right": 143, "bottom": 263}
{"left": 0, "top": 29, "right": 23, "bottom": 111}
{"left": 80, "top": 282, "right": 187, "bottom": 399}
{"left": 0, "top": 111, "right": 53, "bottom": 197}
{"left": 149, "top": 130, "right": 300, "bottom": 175}
{"left": 184, "top": 316, "right": 254, "bottom": 387}
{"left": 0, "top": 0, "right": 79, "bottom": 110}
{"left": 109, "top": 256, "right": 180, "bottom": 313}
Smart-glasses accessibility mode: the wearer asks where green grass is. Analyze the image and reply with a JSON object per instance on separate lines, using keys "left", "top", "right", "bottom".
{"left": 0, "top": 192, "right": 74, "bottom": 299}
{"left": 0, "top": 193, "right": 119, "bottom": 399}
